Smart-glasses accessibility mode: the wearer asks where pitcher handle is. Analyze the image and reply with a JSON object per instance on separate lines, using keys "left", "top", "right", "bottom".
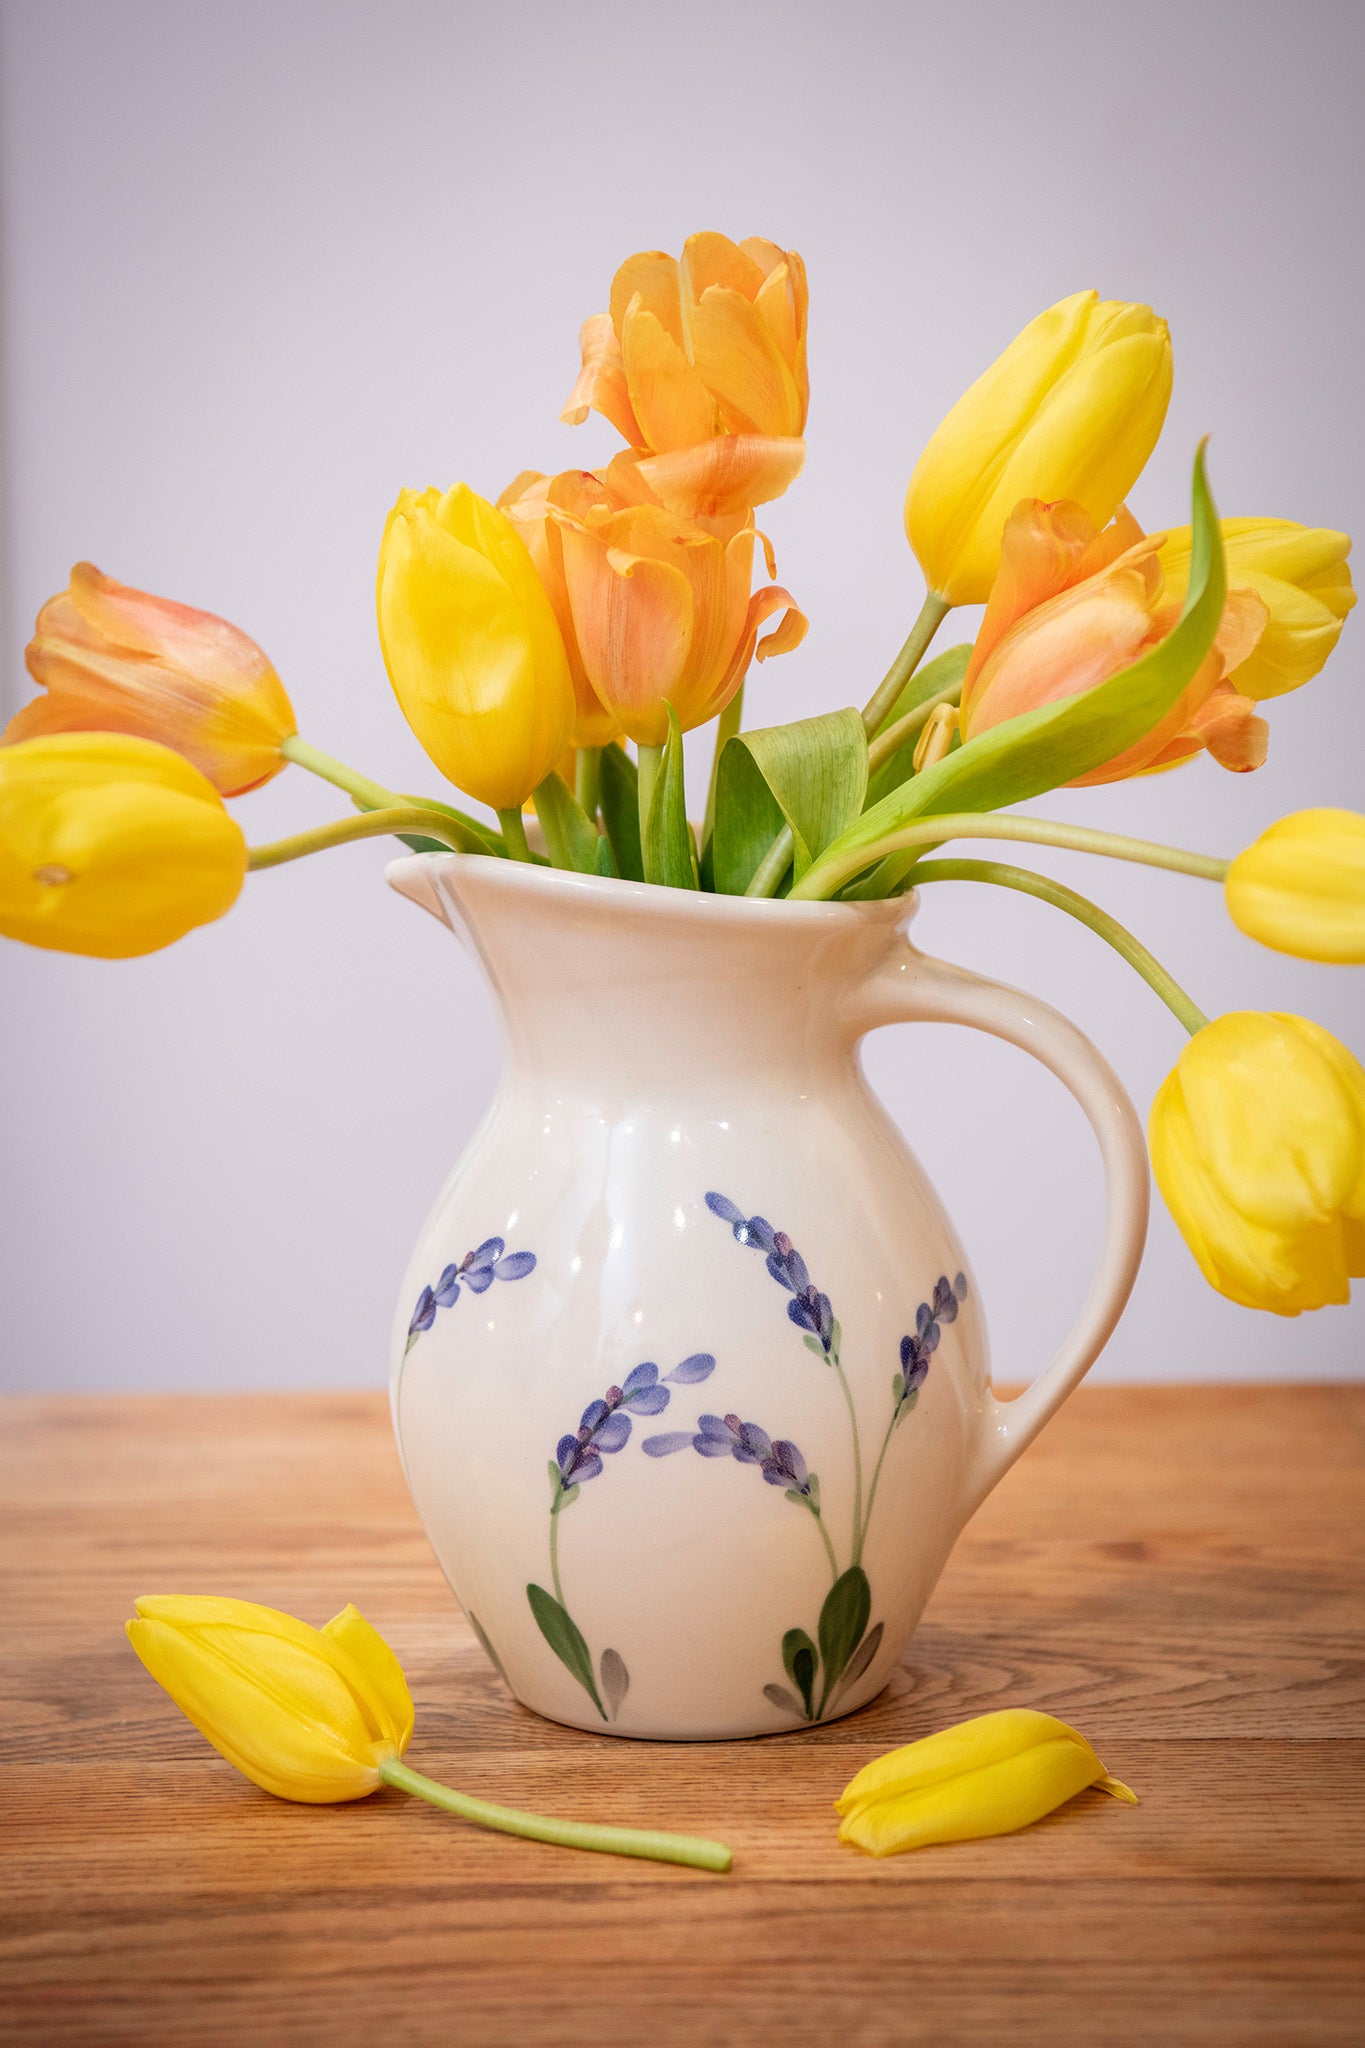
{"left": 854, "top": 941, "right": 1149, "bottom": 1521}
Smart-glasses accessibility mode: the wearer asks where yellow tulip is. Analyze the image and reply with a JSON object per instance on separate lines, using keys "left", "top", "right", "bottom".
{"left": 377, "top": 484, "right": 576, "bottom": 812}
{"left": 905, "top": 290, "right": 1173, "bottom": 605}
{"left": 0, "top": 733, "right": 246, "bottom": 959}
{"left": 1226, "top": 809, "right": 1365, "bottom": 963}
{"left": 561, "top": 232, "right": 808, "bottom": 518}
{"left": 127, "top": 1591, "right": 732, "bottom": 1868}
{"left": 835, "top": 1709, "right": 1136, "bottom": 1858}
{"left": 127, "top": 1595, "right": 413, "bottom": 1802}
{"left": 1150, "top": 1012, "right": 1365, "bottom": 1315}
{"left": 1157, "top": 518, "right": 1355, "bottom": 699}
{"left": 5, "top": 561, "right": 296, "bottom": 796}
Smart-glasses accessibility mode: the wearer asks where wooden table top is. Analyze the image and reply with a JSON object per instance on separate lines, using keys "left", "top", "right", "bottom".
{"left": 2, "top": 1385, "right": 1362, "bottom": 2047}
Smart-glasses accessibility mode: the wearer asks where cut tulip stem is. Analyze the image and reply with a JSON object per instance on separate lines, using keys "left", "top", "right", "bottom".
{"left": 702, "top": 685, "right": 745, "bottom": 847}
{"left": 574, "top": 747, "right": 602, "bottom": 823}
{"left": 792, "top": 810, "right": 1233, "bottom": 904}
{"left": 247, "top": 807, "right": 477, "bottom": 870}
{"left": 861, "top": 591, "right": 953, "bottom": 739}
{"left": 498, "top": 807, "right": 535, "bottom": 863}
{"left": 909, "top": 858, "right": 1211, "bottom": 1034}
{"left": 280, "top": 734, "right": 402, "bottom": 812}
{"left": 378, "top": 1758, "right": 732, "bottom": 1872}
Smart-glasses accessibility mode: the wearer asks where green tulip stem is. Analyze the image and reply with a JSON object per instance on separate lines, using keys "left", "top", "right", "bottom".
{"left": 864, "top": 679, "right": 965, "bottom": 778}
{"left": 792, "top": 810, "right": 1232, "bottom": 904}
{"left": 247, "top": 807, "right": 476, "bottom": 870}
{"left": 909, "top": 858, "right": 1211, "bottom": 1035}
{"left": 497, "top": 807, "right": 534, "bottom": 863}
{"left": 574, "top": 747, "right": 603, "bottom": 822}
{"left": 702, "top": 684, "right": 745, "bottom": 846}
{"left": 279, "top": 734, "right": 402, "bottom": 811}
{"left": 861, "top": 590, "right": 953, "bottom": 739}
{"left": 747, "top": 593, "right": 955, "bottom": 900}
{"left": 637, "top": 742, "right": 664, "bottom": 852}
{"left": 379, "top": 1758, "right": 732, "bottom": 1873}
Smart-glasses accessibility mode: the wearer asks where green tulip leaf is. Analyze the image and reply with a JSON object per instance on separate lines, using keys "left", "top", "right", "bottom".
{"left": 533, "top": 770, "right": 601, "bottom": 875}
{"left": 713, "top": 707, "right": 868, "bottom": 893}
{"left": 803, "top": 442, "right": 1226, "bottom": 898}
{"left": 599, "top": 742, "right": 644, "bottom": 881}
{"left": 526, "top": 1583, "right": 607, "bottom": 1719}
{"left": 643, "top": 704, "right": 699, "bottom": 890}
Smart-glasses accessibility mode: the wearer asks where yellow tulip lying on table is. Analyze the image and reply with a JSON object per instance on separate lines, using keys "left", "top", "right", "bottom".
{"left": 836, "top": 1710, "right": 1136, "bottom": 1857}
{"left": 127, "top": 1595, "right": 731, "bottom": 1870}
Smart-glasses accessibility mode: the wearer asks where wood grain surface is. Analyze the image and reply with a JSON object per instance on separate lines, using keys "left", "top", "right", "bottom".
{"left": 2, "top": 1386, "right": 1362, "bottom": 2048}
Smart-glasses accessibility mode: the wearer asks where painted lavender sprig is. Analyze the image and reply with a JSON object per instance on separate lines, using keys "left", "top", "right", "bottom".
{"left": 406, "top": 1236, "right": 536, "bottom": 1351}
{"left": 704, "top": 1190, "right": 863, "bottom": 1557}
{"left": 643, "top": 1412, "right": 837, "bottom": 1578}
{"left": 529, "top": 1352, "right": 716, "bottom": 1720}
{"left": 859, "top": 1271, "right": 968, "bottom": 1557}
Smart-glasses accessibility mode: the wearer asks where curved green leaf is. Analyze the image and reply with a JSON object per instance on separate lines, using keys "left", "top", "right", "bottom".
{"left": 643, "top": 706, "right": 698, "bottom": 890}
{"left": 713, "top": 707, "right": 868, "bottom": 892}
{"left": 599, "top": 742, "right": 644, "bottom": 881}
{"left": 817, "top": 1565, "right": 871, "bottom": 1707}
{"left": 533, "top": 770, "right": 601, "bottom": 874}
{"left": 526, "top": 1583, "right": 606, "bottom": 1718}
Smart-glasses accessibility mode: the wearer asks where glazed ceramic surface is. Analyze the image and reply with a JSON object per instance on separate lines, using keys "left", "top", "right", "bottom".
{"left": 387, "top": 854, "right": 1149, "bottom": 1740}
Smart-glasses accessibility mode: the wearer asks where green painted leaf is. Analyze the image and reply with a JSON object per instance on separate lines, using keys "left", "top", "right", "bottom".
{"left": 829, "top": 1620, "right": 884, "bottom": 1706}
{"left": 599, "top": 742, "right": 644, "bottom": 881}
{"left": 782, "top": 1626, "right": 818, "bottom": 1718}
{"left": 866, "top": 643, "right": 973, "bottom": 803}
{"left": 533, "top": 770, "right": 601, "bottom": 874}
{"left": 817, "top": 1565, "right": 872, "bottom": 1703}
{"left": 763, "top": 1681, "right": 805, "bottom": 1717}
{"left": 525, "top": 1583, "right": 606, "bottom": 1718}
{"left": 643, "top": 706, "right": 698, "bottom": 890}
{"left": 600, "top": 1646, "right": 630, "bottom": 1719}
{"left": 547, "top": 1459, "right": 562, "bottom": 1501}
{"left": 802, "top": 1334, "right": 828, "bottom": 1360}
{"left": 804, "top": 443, "right": 1226, "bottom": 897}
{"left": 714, "top": 708, "right": 867, "bottom": 890}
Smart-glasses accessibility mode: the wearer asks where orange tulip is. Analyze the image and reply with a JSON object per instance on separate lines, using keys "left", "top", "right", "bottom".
{"left": 561, "top": 233, "right": 808, "bottom": 519}
{"left": 497, "top": 468, "right": 623, "bottom": 750}
{"left": 7, "top": 563, "right": 296, "bottom": 797}
{"left": 960, "top": 500, "right": 1269, "bottom": 782}
{"left": 524, "top": 464, "right": 805, "bottom": 749}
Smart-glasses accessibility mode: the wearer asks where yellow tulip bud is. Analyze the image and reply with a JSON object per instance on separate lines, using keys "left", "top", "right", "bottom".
{"left": 1226, "top": 809, "right": 1365, "bottom": 963}
{"left": 1156, "top": 518, "right": 1354, "bottom": 699}
{"left": 5, "top": 562, "right": 297, "bottom": 797}
{"left": 126, "top": 1595, "right": 414, "bottom": 1803}
{"left": 1150, "top": 1012, "right": 1365, "bottom": 1315}
{"left": 0, "top": 733, "right": 245, "bottom": 958}
{"left": 377, "top": 483, "right": 576, "bottom": 812}
{"left": 905, "top": 290, "right": 1173, "bottom": 606}
{"left": 835, "top": 1709, "right": 1135, "bottom": 1858}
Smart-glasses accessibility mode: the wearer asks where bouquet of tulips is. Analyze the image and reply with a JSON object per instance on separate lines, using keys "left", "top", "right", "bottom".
{"left": 2, "top": 233, "right": 1362, "bottom": 1318}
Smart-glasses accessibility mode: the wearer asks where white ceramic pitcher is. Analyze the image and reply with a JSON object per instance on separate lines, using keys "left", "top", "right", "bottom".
{"left": 387, "top": 853, "right": 1148, "bottom": 1741}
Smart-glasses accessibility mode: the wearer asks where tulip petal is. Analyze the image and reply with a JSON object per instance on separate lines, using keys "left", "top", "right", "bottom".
{"left": 681, "top": 231, "right": 768, "bottom": 307}
{"left": 690, "top": 286, "right": 804, "bottom": 438}
{"left": 322, "top": 1604, "right": 415, "bottom": 1754}
{"left": 836, "top": 1708, "right": 1101, "bottom": 1816}
{"left": 838, "top": 1737, "right": 1112, "bottom": 1856}
{"left": 1226, "top": 809, "right": 1365, "bottom": 963}
{"left": 635, "top": 435, "right": 805, "bottom": 518}
{"left": 609, "top": 250, "right": 684, "bottom": 349}
{"left": 620, "top": 301, "right": 717, "bottom": 454}
{"left": 559, "top": 520, "right": 694, "bottom": 748}
{"left": 560, "top": 314, "right": 643, "bottom": 445}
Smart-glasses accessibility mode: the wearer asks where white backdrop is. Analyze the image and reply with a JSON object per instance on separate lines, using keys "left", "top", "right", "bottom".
{"left": 1, "top": 0, "right": 1361, "bottom": 1392}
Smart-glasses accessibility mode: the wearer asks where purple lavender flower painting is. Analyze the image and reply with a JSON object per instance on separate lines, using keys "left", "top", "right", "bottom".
{"left": 526, "top": 1353, "right": 715, "bottom": 1720}
{"left": 406, "top": 1236, "right": 536, "bottom": 1353}
{"left": 698, "top": 1190, "right": 967, "bottom": 1722}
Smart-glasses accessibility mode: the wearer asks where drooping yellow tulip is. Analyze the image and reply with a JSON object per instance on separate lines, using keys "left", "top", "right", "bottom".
{"left": 0, "top": 733, "right": 246, "bottom": 959}
{"left": 377, "top": 484, "right": 576, "bottom": 813}
{"left": 561, "top": 232, "right": 808, "bottom": 518}
{"left": 905, "top": 290, "right": 1173, "bottom": 605}
{"left": 1226, "top": 810, "right": 1365, "bottom": 963}
{"left": 127, "top": 1595, "right": 414, "bottom": 1802}
{"left": 835, "top": 1709, "right": 1135, "bottom": 1858}
{"left": 6, "top": 562, "right": 296, "bottom": 796}
{"left": 960, "top": 499, "right": 1269, "bottom": 779}
{"left": 1156, "top": 518, "right": 1355, "bottom": 699}
{"left": 1150, "top": 1012, "right": 1365, "bottom": 1315}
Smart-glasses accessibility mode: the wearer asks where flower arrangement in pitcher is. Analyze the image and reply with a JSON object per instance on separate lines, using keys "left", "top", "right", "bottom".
{"left": 2, "top": 233, "right": 1363, "bottom": 1318}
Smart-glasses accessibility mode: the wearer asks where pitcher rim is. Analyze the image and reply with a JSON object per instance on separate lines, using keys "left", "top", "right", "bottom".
{"left": 387, "top": 851, "right": 919, "bottom": 929}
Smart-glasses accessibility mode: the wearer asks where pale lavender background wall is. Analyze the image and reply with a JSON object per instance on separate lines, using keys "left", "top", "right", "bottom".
{"left": 1, "top": 0, "right": 1361, "bottom": 1392}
